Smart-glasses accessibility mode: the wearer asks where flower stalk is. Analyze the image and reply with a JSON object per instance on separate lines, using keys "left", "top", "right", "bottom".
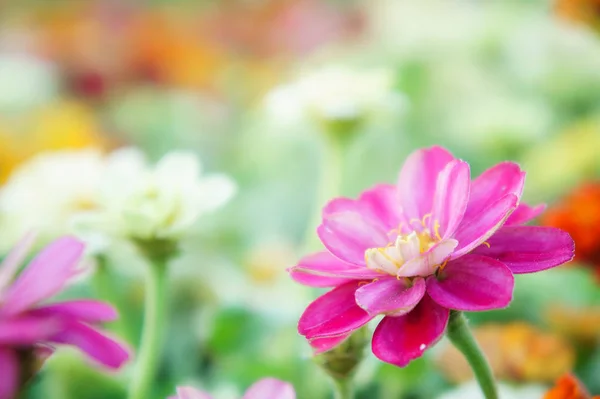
{"left": 446, "top": 311, "right": 498, "bottom": 399}
{"left": 303, "top": 127, "right": 354, "bottom": 251}
{"left": 127, "top": 243, "right": 173, "bottom": 399}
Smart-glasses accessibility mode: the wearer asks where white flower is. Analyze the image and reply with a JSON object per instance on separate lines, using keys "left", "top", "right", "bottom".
{"left": 437, "top": 381, "right": 546, "bottom": 399}
{"left": 0, "top": 149, "right": 105, "bottom": 252}
{"left": 264, "top": 65, "right": 404, "bottom": 128}
{"left": 92, "top": 148, "right": 236, "bottom": 241}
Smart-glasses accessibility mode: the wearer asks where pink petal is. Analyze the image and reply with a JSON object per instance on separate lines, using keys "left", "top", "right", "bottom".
{"left": 396, "top": 239, "right": 458, "bottom": 278}
{"left": 310, "top": 334, "right": 351, "bottom": 354}
{"left": 0, "top": 315, "right": 61, "bottom": 345}
{"left": 288, "top": 251, "right": 381, "bottom": 287}
{"left": 298, "top": 281, "right": 373, "bottom": 340}
{"left": 355, "top": 184, "right": 406, "bottom": 231}
{"left": 243, "top": 378, "right": 296, "bottom": 399}
{"left": 472, "top": 226, "right": 575, "bottom": 274}
{"left": 50, "top": 321, "right": 130, "bottom": 369}
{"left": 355, "top": 277, "right": 426, "bottom": 316}
{"left": 0, "top": 231, "right": 37, "bottom": 294}
{"left": 426, "top": 254, "right": 514, "bottom": 311}
{"left": 430, "top": 160, "right": 470, "bottom": 238}
{"left": 463, "top": 162, "right": 525, "bottom": 222}
{"left": 371, "top": 294, "right": 449, "bottom": 367}
{"left": 318, "top": 210, "right": 389, "bottom": 266}
{"left": 452, "top": 194, "right": 518, "bottom": 259}
{"left": 397, "top": 146, "right": 455, "bottom": 221}
{"left": 0, "top": 348, "right": 18, "bottom": 399}
{"left": 504, "top": 203, "right": 546, "bottom": 226}
{"left": 31, "top": 300, "right": 118, "bottom": 323}
{"left": 175, "top": 387, "right": 213, "bottom": 399}
{"left": 2, "top": 237, "right": 85, "bottom": 316}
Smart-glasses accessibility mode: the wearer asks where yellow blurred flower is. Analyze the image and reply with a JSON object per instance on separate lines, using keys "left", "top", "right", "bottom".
{"left": 546, "top": 305, "right": 600, "bottom": 345}
{"left": 0, "top": 100, "right": 106, "bottom": 181}
{"left": 436, "top": 322, "right": 575, "bottom": 383}
{"left": 522, "top": 120, "right": 600, "bottom": 202}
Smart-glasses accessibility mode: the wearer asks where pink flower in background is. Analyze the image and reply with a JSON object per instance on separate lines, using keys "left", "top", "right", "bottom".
{"left": 0, "top": 235, "right": 129, "bottom": 399}
{"left": 290, "top": 146, "right": 574, "bottom": 367}
{"left": 170, "top": 378, "right": 295, "bottom": 399}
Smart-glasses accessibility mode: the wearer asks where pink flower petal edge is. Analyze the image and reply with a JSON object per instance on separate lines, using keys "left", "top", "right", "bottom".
{"left": 372, "top": 294, "right": 449, "bottom": 367}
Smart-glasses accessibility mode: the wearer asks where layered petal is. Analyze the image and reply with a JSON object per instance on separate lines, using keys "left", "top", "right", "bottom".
{"left": 298, "top": 281, "right": 373, "bottom": 340}
{"left": 32, "top": 300, "right": 118, "bottom": 323}
{"left": 396, "top": 239, "right": 458, "bottom": 277}
{"left": 472, "top": 226, "right": 575, "bottom": 274}
{"left": 452, "top": 194, "right": 518, "bottom": 258}
{"left": 0, "top": 231, "right": 37, "bottom": 293}
{"left": 430, "top": 160, "right": 470, "bottom": 239}
{"left": 463, "top": 162, "right": 525, "bottom": 222}
{"left": 1, "top": 237, "right": 84, "bottom": 316}
{"left": 50, "top": 321, "right": 129, "bottom": 369}
{"left": 243, "top": 378, "right": 296, "bottom": 399}
{"left": 318, "top": 209, "right": 388, "bottom": 266}
{"left": 289, "top": 251, "right": 380, "bottom": 287}
{"left": 355, "top": 277, "right": 425, "bottom": 316}
{"left": 426, "top": 255, "right": 514, "bottom": 311}
{"left": 174, "top": 387, "right": 213, "bottom": 399}
{"left": 0, "top": 315, "right": 61, "bottom": 345}
{"left": 505, "top": 203, "right": 546, "bottom": 226}
{"left": 397, "top": 146, "right": 455, "bottom": 221}
{"left": 372, "top": 294, "right": 449, "bottom": 367}
{"left": 0, "top": 348, "right": 18, "bottom": 399}
{"left": 310, "top": 334, "right": 350, "bottom": 354}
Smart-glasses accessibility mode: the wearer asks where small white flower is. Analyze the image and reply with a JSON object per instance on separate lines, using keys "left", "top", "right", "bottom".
{"left": 437, "top": 381, "right": 546, "bottom": 399}
{"left": 264, "top": 65, "right": 404, "bottom": 129}
{"left": 93, "top": 148, "right": 236, "bottom": 241}
{"left": 0, "top": 149, "right": 105, "bottom": 252}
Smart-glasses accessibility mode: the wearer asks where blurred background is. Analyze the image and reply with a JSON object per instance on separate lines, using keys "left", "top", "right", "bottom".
{"left": 1, "top": 0, "right": 600, "bottom": 398}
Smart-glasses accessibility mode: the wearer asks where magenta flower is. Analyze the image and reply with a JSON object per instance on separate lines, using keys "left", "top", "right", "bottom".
{"left": 0, "top": 235, "right": 129, "bottom": 399}
{"left": 290, "top": 146, "right": 575, "bottom": 367}
{"left": 169, "top": 378, "right": 295, "bottom": 399}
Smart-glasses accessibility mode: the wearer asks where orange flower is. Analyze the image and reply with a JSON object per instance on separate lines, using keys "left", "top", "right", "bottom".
{"left": 544, "top": 374, "right": 600, "bottom": 399}
{"left": 542, "top": 182, "right": 600, "bottom": 278}
{"left": 555, "top": 0, "right": 600, "bottom": 29}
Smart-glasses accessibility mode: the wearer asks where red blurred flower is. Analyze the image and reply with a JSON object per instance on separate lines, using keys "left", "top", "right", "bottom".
{"left": 542, "top": 182, "right": 600, "bottom": 278}
{"left": 544, "top": 374, "right": 599, "bottom": 399}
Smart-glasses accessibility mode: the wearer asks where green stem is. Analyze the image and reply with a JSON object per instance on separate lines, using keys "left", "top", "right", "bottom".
{"left": 332, "top": 377, "right": 353, "bottom": 399}
{"left": 446, "top": 311, "right": 498, "bottom": 399}
{"left": 92, "top": 255, "right": 133, "bottom": 343}
{"left": 303, "top": 135, "right": 346, "bottom": 251}
{"left": 127, "top": 258, "right": 168, "bottom": 399}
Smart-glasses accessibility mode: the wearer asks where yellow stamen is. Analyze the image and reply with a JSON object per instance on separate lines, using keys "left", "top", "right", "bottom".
{"left": 433, "top": 220, "right": 442, "bottom": 241}
{"left": 482, "top": 241, "right": 491, "bottom": 248}
{"left": 422, "top": 213, "right": 432, "bottom": 227}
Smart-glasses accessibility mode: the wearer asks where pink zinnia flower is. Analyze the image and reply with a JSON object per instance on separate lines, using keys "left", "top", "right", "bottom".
{"left": 0, "top": 235, "right": 129, "bottom": 399}
{"left": 169, "top": 378, "right": 295, "bottom": 399}
{"left": 290, "top": 146, "right": 575, "bottom": 367}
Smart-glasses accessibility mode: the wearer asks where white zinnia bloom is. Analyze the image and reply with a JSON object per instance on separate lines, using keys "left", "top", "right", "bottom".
{"left": 0, "top": 149, "right": 105, "bottom": 252}
{"left": 437, "top": 381, "right": 546, "bottom": 399}
{"left": 264, "top": 65, "right": 404, "bottom": 128}
{"left": 92, "top": 148, "right": 236, "bottom": 241}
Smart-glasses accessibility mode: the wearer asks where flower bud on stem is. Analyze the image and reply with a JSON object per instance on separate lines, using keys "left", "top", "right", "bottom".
{"left": 315, "top": 327, "right": 368, "bottom": 399}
